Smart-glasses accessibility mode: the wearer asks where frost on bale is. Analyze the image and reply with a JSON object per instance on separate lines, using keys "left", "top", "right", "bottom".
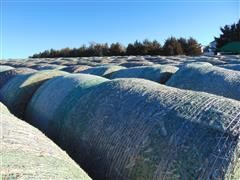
{"left": 25, "top": 74, "right": 108, "bottom": 139}
{"left": 110, "top": 65, "right": 178, "bottom": 84}
{"left": 166, "top": 62, "right": 240, "bottom": 101}
{"left": 0, "top": 70, "right": 68, "bottom": 119}
{"left": 0, "top": 102, "right": 91, "bottom": 180}
{"left": 0, "top": 68, "right": 37, "bottom": 88}
{"left": 0, "top": 65, "right": 15, "bottom": 73}
{"left": 79, "top": 65, "right": 126, "bottom": 78}
{"left": 53, "top": 78, "right": 239, "bottom": 180}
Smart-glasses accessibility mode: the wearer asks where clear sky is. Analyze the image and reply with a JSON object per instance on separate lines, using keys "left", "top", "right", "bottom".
{"left": 1, "top": 0, "right": 239, "bottom": 58}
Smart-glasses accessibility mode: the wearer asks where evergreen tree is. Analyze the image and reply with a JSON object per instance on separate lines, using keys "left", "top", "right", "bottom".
{"left": 163, "top": 37, "right": 183, "bottom": 56}
{"left": 215, "top": 20, "right": 240, "bottom": 49}
{"left": 109, "top": 43, "right": 125, "bottom": 56}
{"left": 186, "top": 37, "right": 202, "bottom": 56}
{"left": 178, "top": 38, "right": 188, "bottom": 54}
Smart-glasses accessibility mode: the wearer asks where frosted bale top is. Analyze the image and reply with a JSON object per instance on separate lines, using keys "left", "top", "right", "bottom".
{"left": 110, "top": 65, "right": 178, "bottom": 83}
{"left": 167, "top": 62, "right": 240, "bottom": 101}
{"left": 0, "top": 102, "right": 91, "bottom": 180}
{"left": 26, "top": 73, "right": 108, "bottom": 138}
{"left": 0, "top": 70, "right": 68, "bottom": 118}
{"left": 0, "top": 65, "right": 14, "bottom": 72}
{"left": 0, "top": 67, "right": 37, "bottom": 88}
{"left": 79, "top": 65, "right": 126, "bottom": 78}
{"left": 54, "top": 78, "right": 240, "bottom": 180}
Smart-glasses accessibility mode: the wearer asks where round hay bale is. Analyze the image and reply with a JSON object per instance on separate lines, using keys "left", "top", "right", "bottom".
{"left": 166, "top": 62, "right": 240, "bottom": 101}
{"left": 25, "top": 74, "right": 109, "bottom": 138}
{"left": 120, "top": 61, "right": 154, "bottom": 68}
{"left": 29, "top": 64, "right": 66, "bottom": 70}
{"left": 110, "top": 65, "right": 178, "bottom": 84}
{"left": 54, "top": 78, "right": 240, "bottom": 179}
{"left": 0, "top": 65, "right": 14, "bottom": 72}
{"left": 0, "top": 102, "right": 91, "bottom": 180}
{"left": 0, "top": 68, "right": 37, "bottom": 88}
{"left": 0, "top": 61, "right": 8, "bottom": 65}
{"left": 0, "top": 70, "right": 68, "bottom": 118}
{"left": 61, "top": 65, "right": 91, "bottom": 73}
{"left": 79, "top": 65, "right": 126, "bottom": 78}
{"left": 192, "top": 56, "right": 226, "bottom": 65}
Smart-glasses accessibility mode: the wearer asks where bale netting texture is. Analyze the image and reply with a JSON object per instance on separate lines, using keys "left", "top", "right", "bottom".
{"left": 55, "top": 78, "right": 240, "bottom": 180}
{"left": 79, "top": 65, "right": 126, "bottom": 78}
{"left": 0, "top": 70, "right": 68, "bottom": 119}
{"left": 166, "top": 62, "right": 240, "bottom": 101}
{"left": 110, "top": 65, "right": 178, "bottom": 84}
{"left": 0, "top": 65, "right": 15, "bottom": 73}
{"left": 25, "top": 73, "right": 109, "bottom": 138}
{"left": 0, "top": 67, "right": 37, "bottom": 88}
{"left": 0, "top": 102, "right": 91, "bottom": 180}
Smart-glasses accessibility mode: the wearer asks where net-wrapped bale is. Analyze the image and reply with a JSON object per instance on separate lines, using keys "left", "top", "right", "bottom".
{"left": 79, "top": 65, "right": 126, "bottom": 78}
{"left": 0, "top": 70, "right": 68, "bottom": 118}
{"left": 120, "top": 61, "right": 154, "bottom": 68}
{"left": 0, "top": 102, "right": 91, "bottom": 180}
{"left": 166, "top": 62, "right": 240, "bottom": 101}
{"left": 0, "top": 67, "right": 37, "bottom": 88}
{"left": 110, "top": 65, "right": 178, "bottom": 83}
{"left": 25, "top": 74, "right": 109, "bottom": 138}
{"left": 52, "top": 78, "right": 240, "bottom": 180}
{"left": 61, "top": 65, "right": 91, "bottom": 73}
{"left": 0, "top": 65, "right": 14, "bottom": 72}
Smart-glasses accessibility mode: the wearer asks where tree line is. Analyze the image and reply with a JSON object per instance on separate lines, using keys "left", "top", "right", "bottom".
{"left": 30, "top": 37, "right": 202, "bottom": 58}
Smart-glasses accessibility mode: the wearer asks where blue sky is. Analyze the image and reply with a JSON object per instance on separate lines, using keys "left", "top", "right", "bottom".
{"left": 1, "top": 0, "right": 239, "bottom": 58}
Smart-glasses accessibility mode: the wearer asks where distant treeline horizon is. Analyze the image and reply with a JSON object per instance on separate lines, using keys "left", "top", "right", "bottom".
{"left": 30, "top": 37, "right": 203, "bottom": 58}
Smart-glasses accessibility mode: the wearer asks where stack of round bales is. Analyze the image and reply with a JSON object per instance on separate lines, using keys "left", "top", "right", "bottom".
{"left": 26, "top": 74, "right": 109, "bottom": 138}
{"left": 79, "top": 65, "right": 126, "bottom": 78}
{"left": 110, "top": 65, "right": 178, "bottom": 83}
{"left": 0, "top": 67, "right": 37, "bottom": 88}
{"left": 0, "top": 102, "right": 91, "bottom": 180}
{"left": 166, "top": 62, "right": 240, "bottom": 101}
{"left": 26, "top": 78, "right": 240, "bottom": 179}
{"left": 0, "top": 65, "right": 14, "bottom": 72}
{"left": 0, "top": 70, "right": 68, "bottom": 118}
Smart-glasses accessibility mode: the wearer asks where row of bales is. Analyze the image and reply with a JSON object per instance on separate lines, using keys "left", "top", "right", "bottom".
{"left": 0, "top": 56, "right": 240, "bottom": 179}
{"left": 1, "top": 54, "right": 240, "bottom": 69}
